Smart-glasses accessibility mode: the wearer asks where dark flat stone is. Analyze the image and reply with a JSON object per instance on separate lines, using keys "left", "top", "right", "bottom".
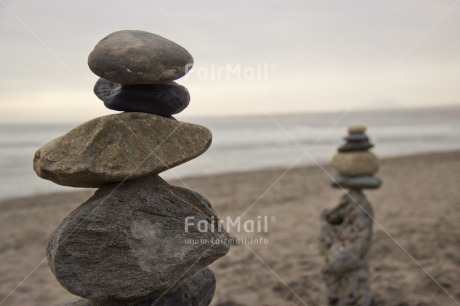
{"left": 88, "top": 30, "right": 194, "bottom": 85}
{"left": 331, "top": 174, "right": 382, "bottom": 189}
{"left": 94, "top": 78, "right": 190, "bottom": 116}
{"left": 338, "top": 141, "right": 373, "bottom": 152}
{"left": 343, "top": 133, "right": 369, "bottom": 142}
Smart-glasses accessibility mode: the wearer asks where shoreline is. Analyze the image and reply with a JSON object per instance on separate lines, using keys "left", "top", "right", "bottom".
{"left": 3, "top": 104, "right": 460, "bottom": 201}
{"left": 2, "top": 148, "right": 459, "bottom": 204}
{"left": 1, "top": 150, "right": 459, "bottom": 306}
{"left": 3, "top": 103, "right": 459, "bottom": 125}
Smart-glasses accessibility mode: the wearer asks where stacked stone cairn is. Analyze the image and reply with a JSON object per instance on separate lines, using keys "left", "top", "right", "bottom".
{"left": 33, "top": 30, "right": 231, "bottom": 306}
{"left": 331, "top": 125, "right": 381, "bottom": 190}
{"left": 319, "top": 126, "right": 381, "bottom": 306}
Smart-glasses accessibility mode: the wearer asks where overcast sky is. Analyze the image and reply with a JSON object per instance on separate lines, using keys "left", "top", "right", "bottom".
{"left": 1, "top": 0, "right": 459, "bottom": 123}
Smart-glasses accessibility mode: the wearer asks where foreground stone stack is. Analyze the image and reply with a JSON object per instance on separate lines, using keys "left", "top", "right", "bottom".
{"left": 34, "top": 30, "right": 230, "bottom": 306}
{"left": 319, "top": 126, "right": 381, "bottom": 306}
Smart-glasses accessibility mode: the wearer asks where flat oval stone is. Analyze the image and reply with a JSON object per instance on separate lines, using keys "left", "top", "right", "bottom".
{"left": 33, "top": 113, "right": 211, "bottom": 187}
{"left": 88, "top": 30, "right": 194, "bottom": 85}
{"left": 344, "top": 133, "right": 369, "bottom": 142}
{"left": 338, "top": 141, "right": 373, "bottom": 152}
{"left": 332, "top": 151, "right": 379, "bottom": 177}
{"left": 48, "top": 175, "right": 229, "bottom": 302}
{"left": 331, "top": 174, "right": 382, "bottom": 189}
{"left": 94, "top": 78, "right": 190, "bottom": 116}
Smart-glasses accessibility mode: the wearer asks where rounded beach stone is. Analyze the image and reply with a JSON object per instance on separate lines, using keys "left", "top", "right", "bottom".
{"left": 33, "top": 112, "right": 211, "bottom": 187}
{"left": 88, "top": 30, "right": 194, "bottom": 85}
{"left": 48, "top": 175, "right": 229, "bottom": 302}
{"left": 348, "top": 125, "right": 366, "bottom": 134}
{"left": 332, "top": 151, "right": 379, "bottom": 177}
{"left": 94, "top": 78, "right": 190, "bottom": 116}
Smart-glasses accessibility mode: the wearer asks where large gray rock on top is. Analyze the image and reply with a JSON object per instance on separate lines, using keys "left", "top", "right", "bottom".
{"left": 33, "top": 112, "right": 211, "bottom": 187}
{"left": 64, "top": 267, "right": 216, "bottom": 306}
{"left": 48, "top": 175, "right": 230, "bottom": 303}
{"left": 88, "top": 30, "right": 194, "bottom": 85}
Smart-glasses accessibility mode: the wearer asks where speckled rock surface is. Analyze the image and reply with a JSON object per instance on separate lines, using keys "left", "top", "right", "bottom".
{"left": 319, "top": 190, "right": 373, "bottom": 306}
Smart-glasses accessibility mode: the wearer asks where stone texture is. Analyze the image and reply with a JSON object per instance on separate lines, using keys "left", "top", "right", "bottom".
{"left": 48, "top": 175, "right": 230, "bottom": 303}
{"left": 319, "top": 190, "right": 373, "bottom": 306}
{"left": 331, "top": 174, "right": 382, "bottom": 189}
{"left": 94, "top": 78, "right": 190, "bottom": 116}
{"left": 332, "top": 151, "right": 379, "bottom": 177}
{"left": 64, "top": 268, "right": 216, "bottom": 306}
{"left": 88, "top": 30, "right": 193, "bottom": 85}
{"left": 348, "top": 126, "right": 366, "bottom": 134}
{"left": 33, "top": 112, "right": 211, "bottom": 187}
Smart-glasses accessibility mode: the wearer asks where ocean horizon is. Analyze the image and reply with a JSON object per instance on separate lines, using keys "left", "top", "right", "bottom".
{"left": 1, "top": 106, "right": 459, "bottom": 200}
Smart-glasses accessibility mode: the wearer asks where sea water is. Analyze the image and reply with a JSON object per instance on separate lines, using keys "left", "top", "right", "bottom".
{"left": 1, "top": 107, "right": 459, "bottom": 200}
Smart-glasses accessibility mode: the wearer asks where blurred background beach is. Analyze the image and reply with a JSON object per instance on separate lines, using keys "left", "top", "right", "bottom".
{"left": 1, "top": 106, "right": 460, "bottom": 200}
{"left": 1, "top": 1, "right": 460, "bottom": 305}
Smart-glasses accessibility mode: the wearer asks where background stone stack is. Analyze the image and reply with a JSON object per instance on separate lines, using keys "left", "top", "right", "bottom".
{"left": 319, "top": 126, "right": 381, "bottom": 306}
{"left": 33, "top": 30, "right": 230, "bottom": 306}
{"left": 331, "top": 125, "right": 381, "bottom": 190}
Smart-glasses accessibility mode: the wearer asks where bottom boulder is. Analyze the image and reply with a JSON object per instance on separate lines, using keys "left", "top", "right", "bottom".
{"left": 48, "top": 175, "right": 230, "bottom": 302}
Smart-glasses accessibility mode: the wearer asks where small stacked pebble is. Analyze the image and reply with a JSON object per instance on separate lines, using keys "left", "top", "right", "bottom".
{"left": 319, "top": 126, "right": 382, "bottom": 306}
{"left": 331, "top": 125, "right": 382, "bottom": 189}
{"left": 33, "top": 30, "right": 230, "bottom": 306}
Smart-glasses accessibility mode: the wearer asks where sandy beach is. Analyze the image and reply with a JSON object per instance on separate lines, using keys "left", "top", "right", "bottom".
{"left": 1, "top": 150, "right": 459, "bottom": 306}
